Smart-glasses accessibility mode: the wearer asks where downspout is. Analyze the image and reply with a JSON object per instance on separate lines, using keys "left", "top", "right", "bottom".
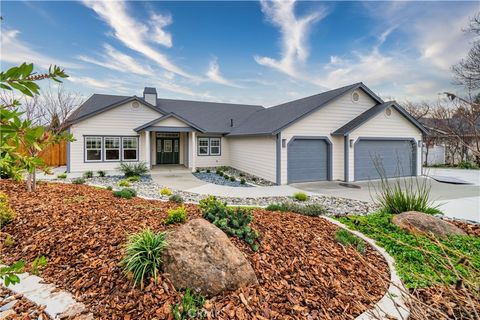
{"left": 66, "top": 127, "right": 71, "bottom": 173}
{"left": 276, "top": 133, "right": 281, "bottom": 185}
{"left": 344, "top": 135, "right": 349, "bottom": 182}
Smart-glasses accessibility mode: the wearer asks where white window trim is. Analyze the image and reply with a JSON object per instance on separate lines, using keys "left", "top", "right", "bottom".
{"left": 122, "top": 137, "right": 139, "bottom": 161}
{"left": 85, "top": 136, "right": 103, "bottom": 162}
{"left": 209, "top": 137, "right": 221, "bottom": 156}
{"left": 104, "top": 137, "right": 120, "bottom": 162}
{"left": 197, "top": 137, "right": 210, "bottom": 156}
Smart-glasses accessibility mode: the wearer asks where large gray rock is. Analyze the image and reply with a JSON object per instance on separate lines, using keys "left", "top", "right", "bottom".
{"left": 392, "top": 211, "right": 466, "bottom": 238}
{"left": 162, "top": 218, "right": 258, "bottom": 297}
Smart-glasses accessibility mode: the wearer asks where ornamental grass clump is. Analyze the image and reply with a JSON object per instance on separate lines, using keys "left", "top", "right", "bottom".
{"left": 169, "top": 194, "right": 184, "bottom": 204}
{"left": 118, "top": 179, "right": 130, "bottom": 187}
{"left": 57, "top": 173, "right": 67, "bottom": 179}
{"left": 97, "top": 170, "right": 106, "bottom": 177}
{"left": 83, "top": 171, "right": 94, "bottom": 179}
{"left": 199, "top": 196, "right": 260, "bottom": 251}
{"left": 160, "top": 187, "right": 172, "bottom": 196}
{"left": 265, "top": 202, "right": 326, "bottom": 217}
{"left": 165, "top": 206, "right": 188, "bottom": 225}
{"left": 122, "top": 228, "right": 167, "bottom": 289}
{"left": 71, "top": 177, "right": 85, "bottom": 185}
{"left": 118, "top": 162, "right": 148, "bottom": 177}
{"left": 113, "top": 188, "right": 137, "bottom": 199}
{"left": 293, "top": 192, "right": 309, "bottom": 202}
{"left": 127, "top": 175, "right": 139, "bottom": 182}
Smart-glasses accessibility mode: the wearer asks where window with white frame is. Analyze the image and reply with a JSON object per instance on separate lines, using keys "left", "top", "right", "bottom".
{"left": 122, "top": 137, "right": 138, "bottom": 161}
{"left": 104, "top": 137, "right": 120, "bottom": 161}
{"left": 85, "top": 137, "right": 102, "bottom": 161}
{"left": 210, "top": 138, "right": 221, "bottom": 155}
{"left": 197, "top": 137, "right": 221, "bottom": 156}
{"left": 198, "top": 138, "right": 209, "bottom": 155}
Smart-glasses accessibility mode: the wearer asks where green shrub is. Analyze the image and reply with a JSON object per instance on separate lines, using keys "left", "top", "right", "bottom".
{"left": 106, "top": 186, "right": 113, "bottom": 191}
{"left": 458, "top": 160, "right": 478, "bottom": 169}
{"left": 118, "top": 162, "right": 148, "bottom": 177}
{"left": 373, "top": 175, "right": 441, "bottom": 215}
{"left": 230, "top": 176, "right": 235, "bottom": 182}
{"left": 199, "top": 196, "right": 260, "bottom": 251}
{"left": 196, "top": 168, "right": 200, "bottom": 173}
{"left": 335, "top": 229, "right": 366, "bottom": 254}
{"left": 118, "top": 179, "right": 130, "bottom": 187}
{"left": 171, "top": 288, "right": 206, "bottom": 320}
{"left": 239, "top": 173, "right": 245, "bottom": 177}
{"left": 216, "top": 169, "right": 222, "bottom": 175}
{"left": 97, "top": 170, "right": 106, "bottom": 177}
{"left": 206, "top": 169, "right": 210, "bottom": 173}
{"left": 169, "top": 194, "right": 184, "bottom": 204}
{"left": 223, "top": 174, "right": 229, "bottom": 180}
{"left": 113, "top": 188, "right": 137, "bottom": 199}
{"left": 160, "top": 187, "right": 172, "bottom": 196}
{"left": 122, "top": 229, "right": 167, "bottom": 289}
{"left": 57, "top": 173, "right": 67, "bottom": 179}
{"left": 0, "top": 192, "right": 16, "bottom": 228}
{"left": 83, "top": 171, "right": 93, "bottom": 179}
{"left": 293, "top": 192, "right": 309, "bottom": 201}
{"left": 240, "top": 178, "right": 246, "bottom": 185}
{"left": 265, "top": 202, "right": 326, "bottom": 216}
{"left": 127, "top": 176, "right": 140, "bottom": 182}
{"left": 165, "top": 206, "right": 188, "bottom": 225}
{"left": 71, "top": 177, "right": 85, "bottom": 185}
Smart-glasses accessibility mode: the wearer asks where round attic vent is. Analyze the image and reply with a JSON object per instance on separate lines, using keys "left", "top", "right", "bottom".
{"left": 351, "top": 90, "right": 360, "bottom": 102}
{"left": 385, "top": 107, "right": 392, "bottom": 116}
{"left": 132, "top": 101, "right": 140, "bottom": 109}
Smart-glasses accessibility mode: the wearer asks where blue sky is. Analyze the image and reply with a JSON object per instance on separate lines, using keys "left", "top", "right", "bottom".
{"left": 1, "top": 1, "right": 478, "bottom": 106}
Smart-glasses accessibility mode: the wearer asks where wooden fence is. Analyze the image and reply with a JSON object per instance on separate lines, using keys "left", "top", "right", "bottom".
{"left": 18, "top": 140, "right": 67, "bottom": 167}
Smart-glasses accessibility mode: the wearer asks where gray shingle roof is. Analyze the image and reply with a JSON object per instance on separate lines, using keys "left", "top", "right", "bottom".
{"left": 227, "top": 82, "right": 382, "bottom": 136}
{"left": 332, "top": 101, "right": 428, "bottom": 136}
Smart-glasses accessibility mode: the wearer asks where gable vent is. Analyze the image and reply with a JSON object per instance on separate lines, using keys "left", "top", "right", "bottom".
{"left": 132, "top": 101, "right": 140, "bottom": 109}
{"left": 351, "top": 90, "right": 360, "bottom": 102}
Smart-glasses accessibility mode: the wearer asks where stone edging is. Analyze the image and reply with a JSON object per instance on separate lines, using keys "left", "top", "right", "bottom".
{"left": 0, "top": 268, "right": 92, "bottom": 319}
{"left": 321, "top": 217, "right": 410, "bottom": 320}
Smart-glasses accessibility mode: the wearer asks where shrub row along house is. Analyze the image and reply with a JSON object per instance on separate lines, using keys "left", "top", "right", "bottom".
{"left": 65, "top": 82, "right": 427, "bottom": 184}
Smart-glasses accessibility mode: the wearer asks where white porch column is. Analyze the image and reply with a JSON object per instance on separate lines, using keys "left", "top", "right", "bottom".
{"left": 190, "top": 131, "right": 196, "bottom": 172}
{"left": 145, "top": 131, "right": 151, "bottom": 169}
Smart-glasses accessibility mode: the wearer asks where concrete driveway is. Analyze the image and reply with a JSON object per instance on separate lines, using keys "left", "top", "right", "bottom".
{"left": 292, "top": 169, "right": 480, "bottom": 222}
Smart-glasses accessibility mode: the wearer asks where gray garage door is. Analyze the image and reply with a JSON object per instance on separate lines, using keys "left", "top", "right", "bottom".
{"left": 354, "top": 139, "right": 415, "bottom": 181}
{"left": 288, "top": 139, "right": 329, "bottom": 183}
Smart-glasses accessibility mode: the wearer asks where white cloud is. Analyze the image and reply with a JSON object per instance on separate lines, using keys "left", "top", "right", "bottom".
{"left": 149, "top": 13, "right": 173, "bottom": 48}
{"left": 254, "top": 0, "right": 327, "bottom": 77}
{"left": 82, "top": 0, "right": 196, "bottom": 79}
{"left": 78, "top": 44, "right": 153, "bottom": 76}
{"left": 0, "top": 29, "right": 79, "bottom": 70}
{"left": 206, "top": 58, "right": 242, "bottom": 88}
{"left": 68, "top": 76, "right": 116, "bottom": 89}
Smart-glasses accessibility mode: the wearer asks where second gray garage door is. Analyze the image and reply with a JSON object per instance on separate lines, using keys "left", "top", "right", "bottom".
{"left": 288, "top": 138, "right": 330, "bottom": 183}
{"left": 354, "top": 139, "right": 416, "bottom": 181}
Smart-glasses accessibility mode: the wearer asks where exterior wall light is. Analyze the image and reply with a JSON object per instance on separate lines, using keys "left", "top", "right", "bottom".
{"left": 349, "top": 139, "right": 354, "bottom": 148}
{"left": 282, "top": 139, "right": 287, "bottom": 148}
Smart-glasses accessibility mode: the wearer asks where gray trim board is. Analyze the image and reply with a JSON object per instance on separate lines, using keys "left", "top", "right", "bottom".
{"left": 66, "top": 127, "right": 71, "bottom": 173}
{"left": 344, "top": 135, "right": 349, "bottom": 182}
{"left": 353, "top": 137, "right": 418, "bottom": 181}
{"left": 143, "top": 126, "right": 196, "bottom": 132}
{"left": 287, "top": 136, "right": 333, "bottom": 183}
{"left": 276, "top": 133, "right": 281, "bottom": 185}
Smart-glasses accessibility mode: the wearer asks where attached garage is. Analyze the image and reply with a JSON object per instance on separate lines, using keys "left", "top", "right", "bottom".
{"left": 354, "top": 138, "right": 416, "bottom": 181}
{"left": 287, "top": 137, "right": 331, "bottom": 183}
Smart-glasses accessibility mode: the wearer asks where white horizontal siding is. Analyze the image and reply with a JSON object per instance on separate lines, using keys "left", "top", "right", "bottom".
{"left": 194, "top": 134, "right": 230, "bottom": 168}
{"left": 280, "top": 89, "right": 377, "bottom": 184}
{"left": 228, "top": 136, "right": 277, "bottom": 183}
{"left": 348, "top": 108, "right": 423, "bottom": 181}
{"left": 69, "top": 102, "right": 162, "bottom": 172}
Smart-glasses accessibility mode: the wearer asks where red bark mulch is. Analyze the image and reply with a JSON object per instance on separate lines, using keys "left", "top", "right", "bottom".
{"left": 0, "top": 180, "right": 389, "bottom": 319}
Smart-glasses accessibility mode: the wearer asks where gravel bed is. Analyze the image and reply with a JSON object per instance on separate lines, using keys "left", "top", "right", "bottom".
{"left": 193, "top": 172, "right": 253, "bottom": 187}
{"left": 197, "top": 167, "right": 275, "bottom": 186}
{"left": 53, "top": 175, "right": 378, "bottom": 216}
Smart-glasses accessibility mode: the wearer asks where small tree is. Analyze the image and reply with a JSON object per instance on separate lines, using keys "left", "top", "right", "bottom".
{"left": 0, "top": 63, "right": 72, "bottom": 191}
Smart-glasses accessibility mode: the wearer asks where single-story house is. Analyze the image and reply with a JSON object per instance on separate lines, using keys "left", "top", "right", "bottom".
{"left": 65, "top": 82, "right": 427, "bottom": 184}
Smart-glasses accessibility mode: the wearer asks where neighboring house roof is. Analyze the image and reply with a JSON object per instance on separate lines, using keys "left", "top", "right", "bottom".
{"left": 332, "top": 101, "right": 428, "bottom": 136}
{"left": 134, "top": 113, "right": 206, "bottom": 132}
{"left": 227, "top": 82, "right": 383, "bottom": 136}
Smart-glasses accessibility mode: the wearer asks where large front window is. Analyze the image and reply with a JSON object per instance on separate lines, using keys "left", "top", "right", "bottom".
{"left": 85, "top": 137, "right": 102, "bottom": 161}
{"left": 198, "top": 138, "right": 209, "bottom": 155}
{"left": 84, "top": 136, "right": 138, "bottom": 162}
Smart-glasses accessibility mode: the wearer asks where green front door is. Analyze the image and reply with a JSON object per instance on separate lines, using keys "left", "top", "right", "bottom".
{"left": 156, "top": 138, "right": 180, "bottom": 164}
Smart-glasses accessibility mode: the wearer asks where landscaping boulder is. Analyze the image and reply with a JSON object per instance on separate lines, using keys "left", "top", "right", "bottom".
{"left": 392, "top": 211, "right": 466, "bottom": 238}
{"left": 162, "top": 218, "right": 258, "bottom": 297}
